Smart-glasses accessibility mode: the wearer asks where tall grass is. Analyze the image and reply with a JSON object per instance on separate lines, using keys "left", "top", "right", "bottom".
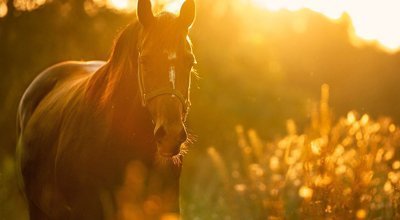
{"left": 207, "top": 84, "right": 400, "bottom": 219}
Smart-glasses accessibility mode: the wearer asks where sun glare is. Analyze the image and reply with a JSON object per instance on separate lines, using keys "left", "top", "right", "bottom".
{"left": 106, "top": 0, "right": 182, "bottom": 14}
{"left": 253, "top": 0, "right": 345, "bottom": 19}
{"left": 164, "top": 0, "right": 184, "bottom": 14}
{"left": 103, "top": 0, "right": 400, "bottom": 53}
{"left": 108, "top": 0, "right": 130, "bottom": 10}
{"left": 252, "top": 0, "right": 400, "bottom": 53}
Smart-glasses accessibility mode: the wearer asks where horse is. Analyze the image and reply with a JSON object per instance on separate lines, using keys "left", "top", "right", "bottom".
{"left": 16, "top": 0, "right": 196, "bottom": 219}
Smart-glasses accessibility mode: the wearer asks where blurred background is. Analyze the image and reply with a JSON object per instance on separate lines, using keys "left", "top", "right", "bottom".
{"left": 1, "top": 0, "right": 400, "bottom": 219}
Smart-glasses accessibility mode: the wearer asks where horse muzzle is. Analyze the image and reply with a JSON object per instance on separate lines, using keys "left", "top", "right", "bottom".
{"left": 154, "top": 123, "right": 187, "bottom": 157}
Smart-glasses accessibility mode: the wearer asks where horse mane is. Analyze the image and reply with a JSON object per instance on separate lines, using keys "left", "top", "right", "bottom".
{"left": 85, "top": 21, "right": 141, "bottom": 106}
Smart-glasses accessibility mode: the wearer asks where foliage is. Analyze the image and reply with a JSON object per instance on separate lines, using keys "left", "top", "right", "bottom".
{"left": 2, "top": 0, "right": 400, "bottom": 219}
{"left": 200, "top": 85, "right": 400, "bottom": 219}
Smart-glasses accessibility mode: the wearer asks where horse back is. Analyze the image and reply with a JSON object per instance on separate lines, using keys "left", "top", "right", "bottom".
{"left": 17, "top": 61, "right": 105, "bottom": 134}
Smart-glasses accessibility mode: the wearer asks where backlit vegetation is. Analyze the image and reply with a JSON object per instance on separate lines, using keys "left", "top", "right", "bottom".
{"left": 207, "top": 85, "right": 400, "bottom": 219}
{"left": 2, "top": 1, "right": 400, "bottom": 219}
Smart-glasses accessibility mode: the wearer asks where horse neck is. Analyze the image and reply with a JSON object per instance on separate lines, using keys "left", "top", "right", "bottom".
{"left": 85, "top": 59, "right": 139, "bottom": 108}
{"left": 81, "top": 23, "right": 156, "bottom": 165}
{"left": 88, "top": 23, "right": 144, "bottom": 108}
{"left": 86, "top": 22, "right": 152, "bottom": 130}
{"left": 106, "top": 54, "right": 148, "bottom": 122}
{"left": 87, "top": 57, "right": 153, "bottom": 146}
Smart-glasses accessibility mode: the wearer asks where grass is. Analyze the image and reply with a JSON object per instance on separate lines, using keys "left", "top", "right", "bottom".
{"left": 203, "top": 84, "right": 400, "bottom": 219}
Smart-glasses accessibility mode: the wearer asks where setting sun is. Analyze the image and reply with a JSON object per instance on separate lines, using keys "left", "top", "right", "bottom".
{"left": 252, "top": 0, "right": 400, "bottom": 53}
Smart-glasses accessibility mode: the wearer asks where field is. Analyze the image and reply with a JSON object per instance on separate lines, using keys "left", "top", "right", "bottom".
{"left": 1, "top": 0, "right": 400, "bottom": 219}
{"left": 181, "top": 85, "right": 400, "bottom": 219}
{"left": 4, "top": 85, "right": 400, "bottom": 219}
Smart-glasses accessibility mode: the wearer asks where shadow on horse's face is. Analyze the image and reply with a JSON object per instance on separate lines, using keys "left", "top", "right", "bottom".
{"left": 137, "top": 0, "right": 196, "bottom": 158}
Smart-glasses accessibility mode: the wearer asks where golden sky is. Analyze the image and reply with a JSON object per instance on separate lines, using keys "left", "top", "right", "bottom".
{"left": 160, "top": 0, "right": 400, "bottom": 53}
{"left": 1, "top": 0, "right": 399, "bottom": 53}
{"left": 252, "top": 0, "right": 400, "bottom": 53}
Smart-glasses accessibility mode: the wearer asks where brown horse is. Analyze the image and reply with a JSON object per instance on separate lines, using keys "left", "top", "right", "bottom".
{"left": 16, "top": 0, "right": 196, "bottom": 219}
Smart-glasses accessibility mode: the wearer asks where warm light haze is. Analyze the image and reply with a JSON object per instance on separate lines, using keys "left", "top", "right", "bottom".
{"left": 251, "top": 0, "right": 400, "bottom": 53}
{"left": 2, "top": 0, "right": 400, "bottom": 219}
{"left": 106, "top": 0, "right": 400, "bottom": 53}
{"left": 4, "top": 0, "right": 398, "bottom": 52}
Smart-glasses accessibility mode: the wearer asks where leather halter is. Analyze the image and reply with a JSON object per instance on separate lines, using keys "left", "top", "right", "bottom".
{"left": 137, "top": 52, "right": 191, "bottom": 113}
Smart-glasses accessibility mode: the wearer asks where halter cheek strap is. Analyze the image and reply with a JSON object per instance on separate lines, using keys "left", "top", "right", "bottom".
{"left": 137, "top": 53, "right": 191, "bottom": 112}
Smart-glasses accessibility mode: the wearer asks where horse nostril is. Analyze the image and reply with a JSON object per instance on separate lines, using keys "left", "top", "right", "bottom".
{"left": 154, "top": 126, "right": 167, "bottom": 143}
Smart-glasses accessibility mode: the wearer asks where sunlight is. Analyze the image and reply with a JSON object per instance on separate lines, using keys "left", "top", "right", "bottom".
{"left": 252, "top": 0, "right": 345, "bottom": 19}
{"left": 347, "top": 1, "right": 400, "bottom": 52}
{"left": 13, "top": 0, "right": 47, "bottom": 11}
{"left": 0, "top": 0, "right": 7, "bottom": 18}
{"left": 252, "top": 0, "right": 400, "bottom": 53}
{"left": 164, "top": 0, "right": 184, "bottom": 14}
{"left": 108, "top": 0, "right": 131, "bottom": 10}
{"left": 101, "top": 0, "right": 400, "bottom": 52}
{"left": 106, "top": 0, "right": 182, "bottom": 14}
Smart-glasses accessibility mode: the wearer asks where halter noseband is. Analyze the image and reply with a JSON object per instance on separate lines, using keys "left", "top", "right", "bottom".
{"left": 137, "top": 52, "right": 191, "bottom": 113}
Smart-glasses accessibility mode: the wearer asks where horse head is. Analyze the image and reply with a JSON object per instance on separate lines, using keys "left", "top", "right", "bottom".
{"left": 136, "top": 0, "right": 196, "bottom": 161}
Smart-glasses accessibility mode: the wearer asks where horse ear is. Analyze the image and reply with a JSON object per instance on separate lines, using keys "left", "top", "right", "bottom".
{"left": 137, "top": 0, "right": 154, "bottom": 27}
{"left": 179, "top": 0, "right": 196, "bottom": 29}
